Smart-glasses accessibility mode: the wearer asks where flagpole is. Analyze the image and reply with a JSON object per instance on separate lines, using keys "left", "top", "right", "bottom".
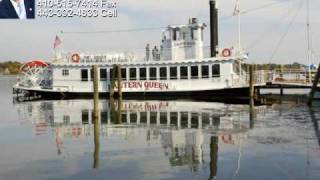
{"left": 237, "top": 0, "right": 241, "bottom": 51}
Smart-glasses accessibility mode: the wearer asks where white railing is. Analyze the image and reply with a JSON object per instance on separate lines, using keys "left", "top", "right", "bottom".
{"left": 54, "top": 46, "right": 246, "bottom": 64}
{"left": 242, "top": 70, "right": 319, "bottom": 86}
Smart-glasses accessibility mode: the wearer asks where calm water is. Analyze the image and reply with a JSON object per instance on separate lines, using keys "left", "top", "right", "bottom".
{"left": 0, "top": 76, "right": 320, "bottom": 180}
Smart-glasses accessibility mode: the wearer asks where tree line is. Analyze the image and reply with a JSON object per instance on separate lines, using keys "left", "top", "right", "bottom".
{"left": 0, "top": 61, "right": 22, "bottom": 75}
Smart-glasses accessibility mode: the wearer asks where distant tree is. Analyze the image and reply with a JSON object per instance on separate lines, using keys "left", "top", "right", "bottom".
{"left": 0, "top": 61, "right": 22, "bottom": 75}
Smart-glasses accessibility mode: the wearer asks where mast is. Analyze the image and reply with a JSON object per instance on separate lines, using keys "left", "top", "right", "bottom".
{"left": 306, "top": 0, "right": 312, "bottom": 83}
{"left": 235, "top": 0, "right": 241, "bottom": 50}
{"left": 210, "top": 0, "right": 219, "bottom": 58}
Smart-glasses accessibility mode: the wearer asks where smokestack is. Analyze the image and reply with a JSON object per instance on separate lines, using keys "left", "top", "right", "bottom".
{"left": 210, "top": 0, "right": 218, "bottom": 57}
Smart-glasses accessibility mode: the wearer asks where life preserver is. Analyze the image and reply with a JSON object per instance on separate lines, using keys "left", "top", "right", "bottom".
{"left": 71, "top": 53, "right": 80, "bottom": 63}
{"left": 222, "top": 48, "right": 231, "bottom": 57}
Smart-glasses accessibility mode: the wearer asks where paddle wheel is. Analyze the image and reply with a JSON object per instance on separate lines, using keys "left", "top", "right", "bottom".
{"left": 17, "top": 60, "right": 52, "bottom": 88}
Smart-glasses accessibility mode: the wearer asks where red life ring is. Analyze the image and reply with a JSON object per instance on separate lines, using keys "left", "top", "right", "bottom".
{"left": 222, "top": 48, "right": 231, "bottom": 57}
{"left": 71, "top": 53, "right": 80, "bottom": 63}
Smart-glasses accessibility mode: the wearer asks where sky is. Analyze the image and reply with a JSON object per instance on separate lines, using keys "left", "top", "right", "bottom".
{"left": 0, "top": 0, "right": 319, "bottom": 64}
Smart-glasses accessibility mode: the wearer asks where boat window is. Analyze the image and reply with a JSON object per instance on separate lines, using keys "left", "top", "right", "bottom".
{"left": 130, "top": 68, "right": 137, "bottom": 80}
{"left": 181, "top": 112, "right": 189, "bottom": 128}
{"left": 202, "top": 65, "right": 209, "bottom": 78}
{"left": 100, "top": 69, "right": 107, "bottom": 81}
{"left": 90, "top": 69, "right": 94, "bottom": 81}
{"left": 233, "top": 61, "right": 240, "bottom": 75}
{"left": 212, "top": 64, "right": 220, "bottom": 77}
{"left": 180, "top": 66, "right": 188, "bottom": 79}
{"left": 62, "top": 69, "right": 69, "bottom": 76}
{"left": 130, "top": 112, "right": 137, "bottom": 123}
{"left": 191, "top": 113, "right": 199, "bottom": 128}
{"left": 81, "top": 69, "right": 88, "bottom": 81}
{"left": 170, "top": 67, "right": 177, "bottom": 80}
{"left": 173, "top": 29, "right": 177, "bottom": 40}
{"left": 149, "top": 67, "right": 157, "bottom": 80}
{"left": 121, "top": 68, "right": 126, "bottom": 80}
{"left": 140, "top": 68, "right": 146, "bottom": 80}
{"left": 100, "top": 111, "right": 108, "bottom": 124}
{"left": 191, "top": 66, "right": 198, "bottom": 79}
{"left": 160, "top": 67, "right": 167, "bottom": 80}
{"left": 121, "top": 112, "right": 127, "bottom": 123}
{"left": 150, "top": 112, "right": 157, "bottom": 124}
{"left": 202, "top": 113, "right": 210, "bottom": 125}
{"left": 109, "top": 68, "right": 113, "bottom": 80}
{"left": 160, "top": 112, "right": 167, "bottom": 124}
{"left": 170, "top": 112, "right": 178, "bottom": 125}
{"left": 140, "top": 112, "right": 147, "bottom": 123}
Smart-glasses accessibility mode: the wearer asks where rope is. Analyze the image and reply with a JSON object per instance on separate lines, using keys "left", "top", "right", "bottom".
{"left": 61, "top": 1, "right": 293, "bottom": 35}
{"left": 269, "top": 0, "right": 304, "bottom": 61}
{"left": 246, "top": 0, "right": 301, "bottom": 50}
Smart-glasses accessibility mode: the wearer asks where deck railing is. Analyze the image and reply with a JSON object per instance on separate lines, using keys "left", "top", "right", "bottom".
{"left": 244, "top": 70, "right": 319, "bottom": 86}
{"left": 55, "top": 46, "right": 246, "bottom": 64}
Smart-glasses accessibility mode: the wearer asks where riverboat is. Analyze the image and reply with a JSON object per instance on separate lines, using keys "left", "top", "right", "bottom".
{"left": 13, "top": 0, "right": 249, "bottom": 99}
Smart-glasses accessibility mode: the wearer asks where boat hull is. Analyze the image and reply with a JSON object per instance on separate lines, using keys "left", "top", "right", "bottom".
{"left": 15, "top": 87, "right": 250, "bottom": 102}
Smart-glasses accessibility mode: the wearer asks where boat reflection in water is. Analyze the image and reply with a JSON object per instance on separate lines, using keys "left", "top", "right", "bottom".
{"left": 14, "top": 99, "right": 251, "bottom": 179}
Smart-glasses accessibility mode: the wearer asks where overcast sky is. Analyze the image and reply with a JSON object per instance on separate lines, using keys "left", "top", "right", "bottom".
{"left": 0, "top": 0, "right": 319, "bottom": 64}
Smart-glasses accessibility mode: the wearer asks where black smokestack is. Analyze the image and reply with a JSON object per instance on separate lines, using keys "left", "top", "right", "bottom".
{"left": 210, "top": 0, "right": 218, "bottom": 57}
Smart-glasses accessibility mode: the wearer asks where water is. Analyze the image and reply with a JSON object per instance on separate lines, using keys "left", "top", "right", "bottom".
{"left": 1, "top": 76, "right": 320, "bottom": 180}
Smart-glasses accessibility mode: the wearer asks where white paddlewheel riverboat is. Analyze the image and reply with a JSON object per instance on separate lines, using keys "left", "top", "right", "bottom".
{"left": 13, "top": 0, "right": 250, "bottom": 99}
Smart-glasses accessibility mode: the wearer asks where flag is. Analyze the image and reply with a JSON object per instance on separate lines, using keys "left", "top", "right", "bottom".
{"left": 233, "top": 0, "right": 240, "bottom": 16}
{"left": 53, "top": 35, "right": 62, "bottom": 49}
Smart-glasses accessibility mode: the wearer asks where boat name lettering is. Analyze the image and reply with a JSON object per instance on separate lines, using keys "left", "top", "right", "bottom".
{"left": 115, "top": 81, "right": 169, "bottom": 90}
{"left": 79, "top": 55, "right": 131, "bottom": 63}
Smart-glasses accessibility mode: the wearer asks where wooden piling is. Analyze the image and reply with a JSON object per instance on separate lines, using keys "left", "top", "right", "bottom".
{"left": 110, "top": 98, "right": 117, "bottom": 123}
{"left": 92, "top": 65, "right": 100, "bottom": 169}
{"left": 117, "top": 98, "right": 122, "bottom": 124}
{"left": 249, "top": 98, "right": 255, "bottom": 129}
{"left": 116, "top": 65, "right": 122, "bottom": 98}
{"left": 308, "top": 63, "right": 320, "bottom": 106}
{"left": 249, "top": 64, "right": 255, "bottom": 99}
{"left": 110, "top": 65, "right": 117, "bottom": 98}
{"left": 93, "top": 65, "right": 99, "bottom": 118}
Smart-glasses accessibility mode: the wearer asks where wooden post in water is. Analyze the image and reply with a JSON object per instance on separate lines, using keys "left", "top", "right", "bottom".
{"left": 110, "top": 65, "right": 117, "bottom": 98}
{"left": 93, "top": 65, "right": 99, "bottom": 118}
{"left": 249, "top": 64, "right": 256, "bottom": 129}
{"left": 249, "top": 64, "right": 255, "bottom": 99}
{"left": 117, "top": 98, "right": 122, "bottom": 124}
{"left": 92, "top": 65, "right": 100, "bottom": 169}
{"left": 308, "top": 63, "right": 320, "bottom": 106}
{"left": 110, "top": 98, "right": 117, "bottom": 123}
{"left": 249, "top": 98, "right": 255, "bottom": 129}
{"left": 116, "top": 65, "right": 122, "bottom": 99}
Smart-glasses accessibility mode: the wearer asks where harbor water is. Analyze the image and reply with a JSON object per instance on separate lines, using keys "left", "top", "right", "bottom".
{"left": 0, "top": 76, "right": 319, "bottom": 180}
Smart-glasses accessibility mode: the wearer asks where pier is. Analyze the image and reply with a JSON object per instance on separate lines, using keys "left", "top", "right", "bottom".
{"left": 247, "top": 65, "right": 320, "bottom": 106}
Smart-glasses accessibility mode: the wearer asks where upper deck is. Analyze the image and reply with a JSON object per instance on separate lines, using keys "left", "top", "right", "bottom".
{"left": 52, "top": 18, "right": 247, "bottom": 67}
